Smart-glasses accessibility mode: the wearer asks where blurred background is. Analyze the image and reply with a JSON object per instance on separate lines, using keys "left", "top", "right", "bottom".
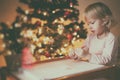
{"left": 0, "top": 0, "right": 120, "bottom": 60}
{"left": 0, "top": 0, "right": 119, "bottom": 23}
{"left": 0, "top": 0, "right": 120, "bottom": 36}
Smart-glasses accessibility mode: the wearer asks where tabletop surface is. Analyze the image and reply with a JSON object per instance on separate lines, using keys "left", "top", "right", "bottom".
{"left": 12, "top": 59, "right": 105, "bottom": 80}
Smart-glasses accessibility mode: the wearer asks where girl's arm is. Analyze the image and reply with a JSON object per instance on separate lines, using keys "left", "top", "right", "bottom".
{"left": 68, "top": 34, "right": 91, "bottom": 60}
{"left": 88, "top": 34, "right": 115, "bottom": 65}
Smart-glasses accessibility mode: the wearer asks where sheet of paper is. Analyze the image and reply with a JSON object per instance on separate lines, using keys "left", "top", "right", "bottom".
{"left": 13, "top": 59, "right": 104, "bottom": 80}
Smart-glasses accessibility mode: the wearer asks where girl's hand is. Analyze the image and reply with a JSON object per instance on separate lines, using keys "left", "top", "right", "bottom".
{"left": 68, "top": 48, "right": 83, "bottom": 60}
{"left": 81, "top": 45, "right": 89, "bottom": 54}
{"left": 68, "top": 49, "right": 77, "bottom": 59}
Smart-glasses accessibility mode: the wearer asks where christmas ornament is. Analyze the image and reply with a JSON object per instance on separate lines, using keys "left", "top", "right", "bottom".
{"left": 64, "top": 11, "right": 71, "bottom": 17}
{"left": 67, "top": 33, "right": 73, "bottom": 41}
{"left": 34, "top": 21, "right": 41, "bottom": 27}
{"left": 45, "top": 51, "right": 51, "bottom": 57}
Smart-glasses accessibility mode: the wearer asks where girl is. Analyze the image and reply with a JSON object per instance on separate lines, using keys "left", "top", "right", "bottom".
{"left": 69, "top": 2, "right": 116, "bottom": 65}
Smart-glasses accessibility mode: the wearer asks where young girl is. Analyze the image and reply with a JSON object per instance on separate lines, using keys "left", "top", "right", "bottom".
{"left": 69, "top": 2, "right": 116, "bottom": 65}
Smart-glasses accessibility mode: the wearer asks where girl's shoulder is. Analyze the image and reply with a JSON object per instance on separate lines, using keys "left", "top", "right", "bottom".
{"left": 106, "top": 32, "right": 115, "bottom": 40}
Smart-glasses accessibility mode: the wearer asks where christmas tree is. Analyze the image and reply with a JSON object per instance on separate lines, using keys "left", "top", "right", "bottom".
{"left": 0, "top": 0, "right": 87, "bottom": 61}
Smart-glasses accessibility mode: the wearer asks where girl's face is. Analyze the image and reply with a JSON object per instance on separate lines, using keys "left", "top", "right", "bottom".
{"left": 85, "top": 15, "right": 105, "bottom": 35}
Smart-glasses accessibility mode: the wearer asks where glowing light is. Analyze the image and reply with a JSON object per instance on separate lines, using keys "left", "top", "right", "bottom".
{"left": 70, "top": 3, "right": 73, "bottom": 7}
{"left": 61, "top": 48, "right": 66, "bottom": 53}
{"left": 15, "top": 23, "right": 21, "bottom": 28}
{"left": 38, "top": 49, "right": 44, "bottom": 53}
{"left": 73, "top": 32, "right": 77, "bottom": 36}
{"left": 52, "top": 10, "right": 55, "bottom": 13}
{"left": 43, "top": 12, "right": 47, "bottom": 16}
{"left": 37, "top": 43, "right": 42, "bottom": 47}
{"left": 60, "top": 17, "right": 64, "bottom": 22}
{"left": 38, "top": 28, "right": 43, "bottom": 35}
{"left": 6, "top": 50, "right": 12, "bottom": 55}
{"left": 43, "top": 37, "right": 50, "bottom": 44}
{"left": 53, "top": 19, "right": 58, "bottom": 23}
{"left": 50, "top": 47, "right": 53, "bottom": 50}
{"left": 0, "top": 34, "right": 4, "bottom": 39}
{"left": 24, "top": 29, "right": 33, "bottom": 38}
{"left": 64, "top": 43, "right": 68, "bottom": 47}
{"left": 1, "top": 43, "right": 6, "bottom": 48}
{"left": 17, "top": 39, "right": 22, "bottom": 43}
{"left": 25, "top": 10, "right": 29, "bottom": 14}
{"left": 23, "top": 16, "right": 28, "bottom": 22}
{"left": 77, "top": 35, "right": 80, "bottom": 38}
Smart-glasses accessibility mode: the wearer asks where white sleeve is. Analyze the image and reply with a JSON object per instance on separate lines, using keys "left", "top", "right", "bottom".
{"left": 73, "top": 34, "right": 93, "bottom": 59}
{"left": 89, "top": 34, "right": 115, "bottom": 65}
{"left": 81, "top": 34, "right": 93, "bottom": 52}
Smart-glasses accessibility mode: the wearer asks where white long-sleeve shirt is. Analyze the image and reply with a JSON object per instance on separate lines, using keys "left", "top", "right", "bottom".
{"left": 82, "top": 32, "right": 115, "bottom": 65}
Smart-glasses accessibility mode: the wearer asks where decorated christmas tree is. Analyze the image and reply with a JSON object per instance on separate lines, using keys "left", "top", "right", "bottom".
{"left": 0, "top": 0, "right": 87, "bottom": 61}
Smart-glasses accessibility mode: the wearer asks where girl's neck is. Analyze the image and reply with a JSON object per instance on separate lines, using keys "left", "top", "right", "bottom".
{"left": 97, "top": 31, "right": 109, "bottom": 39}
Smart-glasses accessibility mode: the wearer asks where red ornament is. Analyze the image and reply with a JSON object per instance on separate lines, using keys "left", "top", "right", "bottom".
{"left": 37, "top": 9, "right": 41, "bottom": 14}
{"left": 45, "top": 51, "right": 51, "bottom": 57}
{"left": 35, "top": 21, "right": 41, "bottom": 27}
{"left": 64, "top": 11, "right": 70, "bottom": 16}
{"left": 67, "top": 34, "right": 73, "bottom": 41}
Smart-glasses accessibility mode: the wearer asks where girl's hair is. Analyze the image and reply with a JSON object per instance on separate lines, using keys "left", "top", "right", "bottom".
{"left": 84, "top": 2, "right": 115, "bottom": 28}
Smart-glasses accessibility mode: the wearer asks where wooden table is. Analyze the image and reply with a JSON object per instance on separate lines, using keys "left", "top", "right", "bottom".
{"left": 9, "top": 58, "right": 119, "bottom": 80}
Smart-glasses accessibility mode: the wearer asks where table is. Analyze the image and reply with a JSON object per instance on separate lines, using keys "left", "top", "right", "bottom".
{"left": 9, "top": 58, "right": 119, "bottom": 80}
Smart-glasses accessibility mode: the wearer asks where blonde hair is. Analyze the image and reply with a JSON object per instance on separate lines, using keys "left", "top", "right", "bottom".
{"left": 84, "top": 2, "right": 115, "bottom": 28}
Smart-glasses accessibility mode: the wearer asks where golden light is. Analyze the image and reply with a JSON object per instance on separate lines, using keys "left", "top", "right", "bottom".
{"left": 73, "top": 32, "right": 77, "bottom": 36}
{"left": 50, "top": 47, "right": 53, "bottom": 50}
{"left": 52, "top": 10, "right": 55, "bottom": 13}
{"left": 74, "top": 25, "right": 80, "bottom": 30}
{"left": 25, "top": 10, "right": 29, "bottom": 14}
{"left": 43, "top": 37, "right": 50, "bottom": 44}
{"left": 17, "top": 38, "right": 22, "bottom": 43}
{"left": 32, "top": 36, "right": 38, "bottom": 42}
{"left": 24, "top": 29, "right": 33, "bottom": 38}
{"left": 53, "top": 19, "right": 58, "bottom": 23}
{"left": 38, "top": 49, "right": 44, "bottom": 53}
{"left": 64, "top": 43, "right": 68, "bottom": 47}
{"left": 77, "top": 35, "right": 80, "bottom": 38}
{"left": 61, "top": 48, "right": 67, "bottom": 53}
{"left": 0, "top": 33, "right": 4, "bottom": 39}
{"left": 38, "top": 27, "right": 43, "bottom": 35}
{"left": 15, "top": 23, "right": 21, "bottom": 28}
{"left": 6, "top": 50, "right": 12, "bottom": 55}
{"left": 57, "top": 25, "right": 64, "bottom": 35}
{"left": 60, "top": 17, "right": 64, "bottom": 22}
{"left": 43, "top": 12, "right": 47, "bottom": 16}
{"left": 23, "top": 16, "right": 28, "bottom": 22}
{"left": 71, "top": 37, "right": 76, "bottom": 44}
{"left": 36, "top": 42, "right": 42, "bottom": 47}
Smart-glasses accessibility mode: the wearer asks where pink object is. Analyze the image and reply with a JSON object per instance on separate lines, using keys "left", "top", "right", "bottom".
{"left": 22, "top": 47, "right": 34, "bottom": 69}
